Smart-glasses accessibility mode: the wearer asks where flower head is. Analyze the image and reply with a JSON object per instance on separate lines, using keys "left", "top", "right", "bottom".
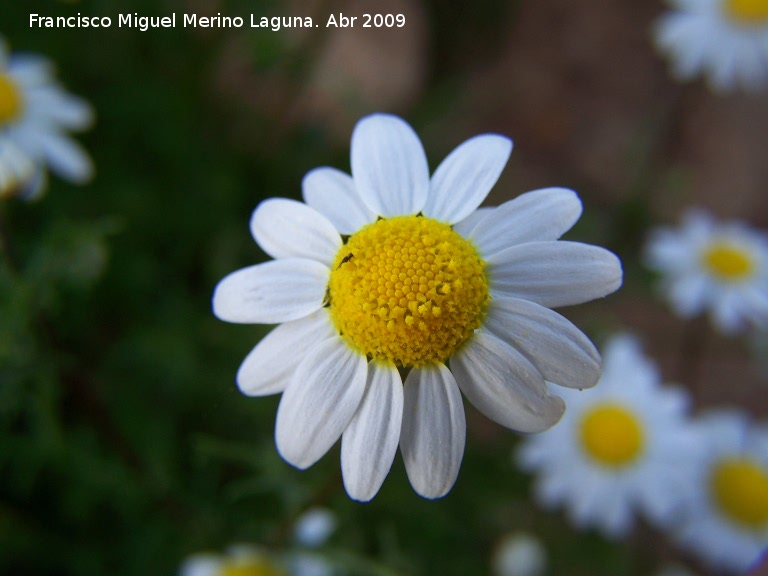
{"left": 179, "top": 547, "right": 287, "bottom": 576}
{"left": 491, "top": 532, "right": 547, "bottom": 576}
{"left": 517, "top": 334, "right": 701, "bottom": 537}
{"left": 644, "top": 208, "right": 768, "bottom": 334}
{"left": 674, "top": 410, "right": 768, "bottom": 573}
{"left": 0, "top": 37, "right": 93, "bottom": 199}
{"left": 213, "top": 113, "right": 622, "bottom": 501}
{"left": 654, "top": 0, "right": 768, "bottom": 91}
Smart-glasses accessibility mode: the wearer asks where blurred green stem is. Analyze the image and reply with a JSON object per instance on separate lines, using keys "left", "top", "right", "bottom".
{"left": 0, "top": 203, "right": 19, "bottom": 273}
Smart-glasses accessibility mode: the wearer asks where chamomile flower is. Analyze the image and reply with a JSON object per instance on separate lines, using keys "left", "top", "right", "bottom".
{"left": 213, "top": 113, "right": 623, "bottom": 501}
{"left": 179, "top": 547, "right": 287, "bottom": 576}
{"left": 674, "top": 410, "right": 768, "bottom": 574}
{"left": 644, "top": 208, "right": 768, "bottom": 334}
{"left": 517, "top": 334, "right": 700, "bottom": 538}
{"left": 0, "top": 37, "right": 93, "bottom": 199}
{"left": 491, "top": 532, "right": 547, "bottom": 576}
{"left": 654, "top": 0, "right": 768, "bottom": 91}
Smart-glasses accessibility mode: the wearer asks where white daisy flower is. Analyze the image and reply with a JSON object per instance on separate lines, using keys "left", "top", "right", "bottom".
{"left": 293, "top": 508, "right": 336, "bottom": 548}
{"left": 654, "top": 0, "right": 768, "bottom": 92}
{"left": 674, "top": 410, "right": 768, "bottom": 574}
{"left": 491, "top": 532, "right": 547, "bottom": 576}
{"left": 179, "top": 547, "right": 288, "bottom": 576}
{"left": 213, "top": 113, "right": 623, "bottom": 501}
{"left": 0, "top": 37, "right": 93, "bottom": 199}
{"left": 517, "top": 334, "right": 701, "bottom": 538}
{"left": 644, "top": 208, "right": 768, "bottom": 334}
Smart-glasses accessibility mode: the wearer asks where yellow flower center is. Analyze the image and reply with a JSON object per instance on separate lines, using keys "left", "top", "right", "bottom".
{"left": 724, "top": 0, "right": 768, "bottom": 23}
{"left": 0, "top": 73, "right": 23, "bottom": 126}
{"left": 328, "top": 215, "right": 489, "bottom": 367}
{"left": 711, "top": 457, "right": 768, "bottom": 530}
{"left": 579, "top": 404, "right": 645, "bottom": 467}
{"left": 219, "top": 559, "right": 286, "bottom": 576}
{"left": 701, "top": 242, "right": 754, "bottom": 281}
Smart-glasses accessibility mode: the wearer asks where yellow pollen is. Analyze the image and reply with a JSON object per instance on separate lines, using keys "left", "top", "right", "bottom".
{"left": 327, "top": 215, "right": 489, "bottom": 367}
{"left": 724, "top": 0, "right": 768, "bottom": 23}
{"left": 0, "top": 73, "right": 23, "bottom": 126}
{"left": 701, "top": 242, "right": 754, "bottom": 281}
{"left": 711, "top": 457, "right": 768, "bottom": 530}
{"left": 579, "top": 404, "right": 644, "bottom": 467}
{"left": 218, "top": 559, "right": 287, "bottom": 576}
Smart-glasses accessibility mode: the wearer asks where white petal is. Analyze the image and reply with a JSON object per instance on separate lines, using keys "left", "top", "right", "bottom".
{"left": 341, "top": 362, "right": 403, "bottom": 502}
{"left": 350, "top": 113, "right": 429, "bottom": 217}
{"left": 453, "top": 207, "right": 493, "bottom": 238}
{"left": 469, "top": 188, "right": 583, "bottom": 256}
{"left": 236, "top": 309, "right": 336, "bottom": 396}
{"left": 400, "top": 364, "right": 466, "bottom": 499}
{"left": 7, "top": 55, "right": 55, "bottom": 87}
{"left": 451, "top": 332, "right": 565, "bottom": 433}
{"left": 26, "top": 88, "right": 94, "bottom": 130}
{"left": 36, "top": 129, "right": 93, "bottom": 183}
{"left": 178, "top": 554, "right": 222, "bottom": 576}
{"left": 212, "top": 259, "right": 328, "bottom": 324}
{"left": 250, "top": 198, "right": 341, "bottom": 265}
{"left": 423, "top": 134, "right": 512, "bottom": 223}
{"left": 275, "top": 336, "right": 367, "bottom": 468}
{"left": 482, "top": 297, "right": 601, "bottom": 389}
{"left": 488, "top": 241, "right": 623, "bottom": 307}
{"left": 302, "top": 167, "right": 376, "bottom": 234}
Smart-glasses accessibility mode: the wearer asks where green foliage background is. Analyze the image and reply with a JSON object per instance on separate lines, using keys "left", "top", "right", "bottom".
{"left": 2, "top": 0, "right": 766, "bottom": 575}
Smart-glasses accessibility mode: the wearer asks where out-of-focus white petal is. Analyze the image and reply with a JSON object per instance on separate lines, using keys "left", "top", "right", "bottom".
{"left": 35, "top": 129, "right": 93, "bottom": 183}
{"left": 451, "top": 332, "right": 565, "bottom": 433}
{"left": 212, "top": 259, "right": 327, "bottom": 324}
{"left": 469, "top": 188, "right": 583, "bottom": 257}
{"left": 25, "top": 88, "right": 94, "bottom": 130}
{"left": 341, "top": 361, "right": 403, "bottom": 502}
{"left": 236, "top": 309, "right": 336, "bottom": 396}
{"left": 423, "top": 134, "right": 512, "bottom": 223}
{"left": 250, "top": 198, "right": 341, "bottom": 266}
{"left": 350, "top": 113, "right": 429, "bottom": 217}
{"left": 483, "top": 297, "right": 601, "bottom": 390}
{"left": 400, "top": 363, "right": 465, "bottom": 499}
{"left": 302, "top": 167, "right": 376, "bottom": 234}
{"left": 488, "top": 241, "right": 623, "bottom": 307}
{"left": 275, "top": 336, "right": 367, "bottom": 469}
{"left": 178, "top": 554, "right": 222, "bottom": 576}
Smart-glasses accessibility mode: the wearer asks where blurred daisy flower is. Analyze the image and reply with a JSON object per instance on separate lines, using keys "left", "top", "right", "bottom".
{"left": 179, "top": 546, "right": 288, "bottom": 576}
{"left": 654, "top": 0, "right": 768, "bottom": 91}
{"left": 293, "top": 508, "right": 337, "bottom": 548}
{"left": 644, "top": 208, "right": 768, "bottom": 334}
{"left": 517, "top": 334, "right": 700, "bottom": 538}
{"left": 674, "top": 410, "right": 768, "bottom": 574}
{"left": 491, "top": 532, "right": 547, "bottom": 576}
{"left": 0, "top": 37, "right": 93, "bottom": 200}
{"left": 213, "top": 113, "right": 622, "bottom": 501}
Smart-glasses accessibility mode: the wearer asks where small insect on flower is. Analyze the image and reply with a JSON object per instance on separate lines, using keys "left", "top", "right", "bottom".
{"left": 0, "top": 36, "right": 94, "bottom": 200}
{"left": 336, "top": 253, "right": 354, "bottom": 269}
{"left": 213, "top": 113, "right": 622, "bottom": 501}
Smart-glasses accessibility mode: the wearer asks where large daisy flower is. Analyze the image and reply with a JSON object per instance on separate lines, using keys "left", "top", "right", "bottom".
{"left": 674, "top": 410, "right": 768, "bottom": 574}
{"left": 0, "top": 37, "right": 93, "bottom": 200}
{"left": 517, "top": 334, "right": 701, "bottom": 537}
{"left": 644, "top": 208, "right": 768, "bottom": 334}
{"left": 654, "top": 0, "right": 768, "bottom": 92}
{"left": 212, "top": 113, "right": 623, "bottom": 501}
